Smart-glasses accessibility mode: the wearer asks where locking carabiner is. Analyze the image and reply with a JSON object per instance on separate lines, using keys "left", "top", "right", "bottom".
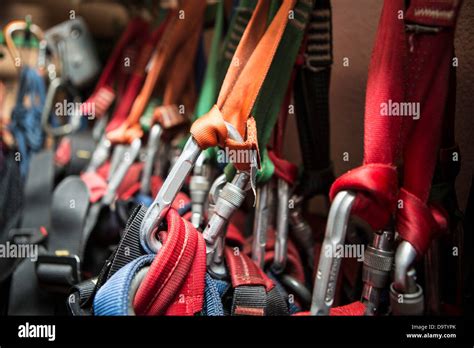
{"left": 190, "top": 152, "right": 211, "bottom": 228}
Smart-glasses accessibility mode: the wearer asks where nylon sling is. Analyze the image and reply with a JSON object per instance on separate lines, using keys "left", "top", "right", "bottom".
{"left": 330, "top": 0, "right": 462, "bottom": 256}
{"left": 107, "top": 0, "right": 207, "bottom": 145}
{"left": 300, "top": 0, "right": 462, "bottom": 316}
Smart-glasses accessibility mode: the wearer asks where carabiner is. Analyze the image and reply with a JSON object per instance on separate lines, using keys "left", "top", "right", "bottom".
{"left": 139, "top": 122, "right": 246, "bottom": 254}
{"left": 251, "top": 183, "right": 271, "bottom": 268}
{"left": 102, "top": 138, "right": 142, "bottom": 205}
{"left": 389, "top": 240, "right": 424, "bottom": 315}
{"left": 311, "top": 190, "right": 356, "bottom": 315}
{"left": 41, "top": 77, "right": 82, "bottom": 137}
{"left": 204, "top": 170, "right": 250, "bottom": 278}
{"left": 272, "top": 178, "right": 291, "bottom": 273}
{"left": 140, "top": 124, "right": 163, "bottom": 196}
{"left": 190, "top": 152, "right": 211, "bottom": 228}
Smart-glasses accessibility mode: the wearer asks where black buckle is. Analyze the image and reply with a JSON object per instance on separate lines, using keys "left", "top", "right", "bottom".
{"left": 36, "top": 253, "right": 81, "bottom": 293}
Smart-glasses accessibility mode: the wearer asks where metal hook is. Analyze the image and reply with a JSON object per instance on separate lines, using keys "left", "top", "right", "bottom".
{"left": 3, "top": 19, "right": 44, "bottom": 69}
{"left": 310, "top": 190, "right": 356, "bottom": 315}
{"left": 140, "top": 124, "right": 163, "bottom": 196}
{"left": 139, "top": 122, "right": 247, "bottom": 254}
{"left": 190, "top": 152, "right": 211, "bottom": 228}
{"left": 204, "top": 171, "right": 250, "bottom": 278}
{"left": 272, "top": 178, "right": 291, "bottom": 273}
{"left": 41, "top": 77, "right": 82, "bottom": 137}
{"left": 251, "top": 183, "right": 271, "bottom": 268}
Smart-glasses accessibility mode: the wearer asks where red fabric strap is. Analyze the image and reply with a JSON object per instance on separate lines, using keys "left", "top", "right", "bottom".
{"left": 105, "top": 20, "right": 169, "bottom": 132}
{"left": 329, "top": 0, "right": 461, "bottom": 254}
{"left": 54, "top": 137, "right": 71, "bottom": 167}
{"left": 330, "top": 164, "right": 398, "bottom": 231}
{"left": 224, "top": 247, "right": 274, "bottom": 292}
{"left": 396, "top": 188, "right": 448, "bottom": 256}
{"left": 294, "top": 301, "right": 366, "bottom": 316}
{"left": 82, "top": 18, "right": 150, "bottom": 119}
{"left": 268, "top": 150, "right": 298, "bottom": 185}
{"left": 133, "top": 208, "right": 205, "bottom": 315}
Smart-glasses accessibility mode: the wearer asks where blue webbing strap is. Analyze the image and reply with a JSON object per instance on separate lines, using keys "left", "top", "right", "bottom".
{"left": 9, "top": 66, "right": 46, "bottom": 179}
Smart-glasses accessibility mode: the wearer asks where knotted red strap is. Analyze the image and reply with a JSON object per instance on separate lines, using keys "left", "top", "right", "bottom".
{"left": 133, "top": 208, "right": 205, "bottom": 315}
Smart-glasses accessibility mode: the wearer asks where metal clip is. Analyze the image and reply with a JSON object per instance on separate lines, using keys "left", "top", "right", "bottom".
{"left": 204, "top": 171, "right": 250, "bottom": 278}
{"left": 140, "top": 124, "right": 163, "bottom": 196}
{"left": 251, "top": 183, "right": 271, "bottom": 269}
{"left": 41, "top": 77, "right": 82, "bottom": 137}
{"left": 272, "top": 178, "right": 291, "bottom": 274}
{"left": 361, "top": 229, "right": 394, "bottom": 315}
{"left": 390, "top": 240, "right": 424, "bottom": 316}
{"left": 85, "top": 135, "right": 112, "bottom": 173}
{"left": 289, "top": 194, "right": 315, "bottom": 271}
{"left": 311, "top": 190, "right": 356, "bottom": 315}
{"left": 190, "top": 152, "right": 211, "bottom": 228}
{"left": 102, "top": 138, "right": 142, "bottom": 205}
{"left": 140, "top": 122, "right": 245, "bottom": 254}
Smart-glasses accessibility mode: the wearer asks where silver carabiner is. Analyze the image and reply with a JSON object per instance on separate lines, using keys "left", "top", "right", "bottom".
{"left": 41, "top": 77, "right": 82, "bottom": 137}
{"left": 251, "top": 183, "right": 271, "bottom": 268}
{"left": 190, "top": 152, "right": 211, "bottom": 228}
{"left": 204, "top": 171, "right": 250, "bottom": 277}
{"left": 102, "top": 138, "right": 142, "bottom": 205}
{"left": 140, "top": 124, "right": 163, "bottom": 196}
{"left": 272, "top": 178, "right": 291, "bottom": 273}
{"left": 311, "top": 190, "right": 356, "bottom": 315}
{"left": 140, "top": 122, "right": 247, "bottom": 254}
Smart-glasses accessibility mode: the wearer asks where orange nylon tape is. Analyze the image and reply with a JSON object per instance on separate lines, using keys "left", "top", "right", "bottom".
{"left": 190, "top": 0, "right": 296, "bottom": 170}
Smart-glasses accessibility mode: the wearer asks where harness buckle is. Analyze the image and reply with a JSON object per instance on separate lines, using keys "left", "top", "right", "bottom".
{"left": 36, "top": 253, "right": 81, "bottom": 293}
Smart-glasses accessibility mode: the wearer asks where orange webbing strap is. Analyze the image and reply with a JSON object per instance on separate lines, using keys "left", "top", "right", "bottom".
{"left": 107, "top": 0, "right": 207, "bottom": 144}
{"left": 190, "top": 0, "right": 296, "bottom": 171}
{"left": 153, "top": 15, "right": 202, "bottom": 130}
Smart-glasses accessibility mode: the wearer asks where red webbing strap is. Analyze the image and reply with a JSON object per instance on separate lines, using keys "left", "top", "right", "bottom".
{"left": 295, "top": 301, "right": 366, "bottom": 316}
{"left": 133, "top": 208, "right": 205, "bottom": 315}
{"left": 105, "top": 19, "right": 169, "bottom": 132}
{"left": 224, "top": 247, "right": 274, "bottom": 292}
{"left": 80, "top": 161, "right": 144, "bottom": 203}
{"left": 81, "top": 18, "right": 149, "bottom": 119}
{"left": 80, "top": 171, "right": 107, "bottom": 204}
{"left": 395, "top": 0, "right": 461, "bottom": 255}
{"left": 268, "top": 150, "right": 298, "bottom": 185}
{"left": 329, "top": 0, "right": 405, "bottom": 230}
{"left": 330, "top": 0, "right": 461, "bottom": 254}
{"left": 54, "top": 137, "right": 71, "bottom": 166}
